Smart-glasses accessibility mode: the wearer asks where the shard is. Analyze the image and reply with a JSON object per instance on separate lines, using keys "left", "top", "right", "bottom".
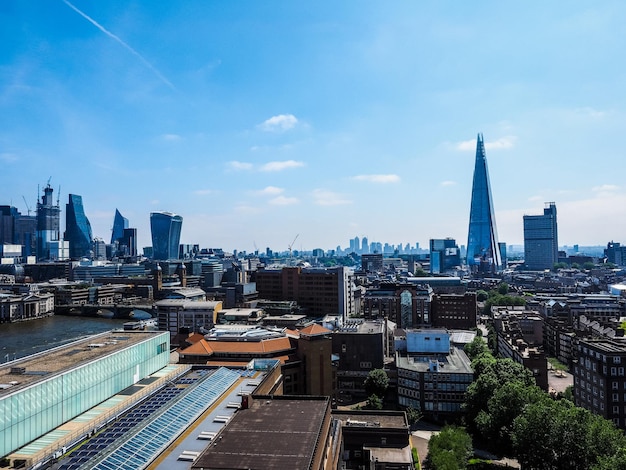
{"left": 466, "top": 133, "right": 501, "bottom": 273}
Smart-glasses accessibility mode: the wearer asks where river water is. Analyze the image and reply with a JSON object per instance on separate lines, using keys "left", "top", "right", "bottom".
{"left": 0, "top": 315, "right": 128, "bottom": 362}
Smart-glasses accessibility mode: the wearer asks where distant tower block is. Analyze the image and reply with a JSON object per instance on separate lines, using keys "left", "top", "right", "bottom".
{"left": 466, "top": 134, "right": 501, "bottom": 273}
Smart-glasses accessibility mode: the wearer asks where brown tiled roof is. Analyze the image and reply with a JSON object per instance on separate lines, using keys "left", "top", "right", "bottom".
{"left": 186, "top": 332, "right": 205, "bottom": 344}
{"left": 299, "top": 323, "right": 331, "bottom": 336}
{"left": 180, "top": 337, "right": 293, "bottom": 357}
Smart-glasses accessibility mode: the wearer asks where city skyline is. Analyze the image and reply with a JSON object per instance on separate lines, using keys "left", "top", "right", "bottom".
{"left": 2, "top": 2, "right": 626, "bottom": 251}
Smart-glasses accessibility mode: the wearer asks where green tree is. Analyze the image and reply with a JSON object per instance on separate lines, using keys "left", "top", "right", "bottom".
{"left": 497, "top": 282, "right": 509, "bottom": 295}
{"left": 364, "top": 368, "right": 389, "bottom": 398}
{"left": 476, "top": 289, "right": 489, "bottom": 302}
{"left": 405, "top": 406, "right": 422, "bottom": 428}
{"left": 593, "top": 448, "right": 626, "bottom": 470}
{"left": 583, "top": 261, "right": 595, "bottom": 270}
{"left": 366, "top": 394, "right": 383, "bottom": 410}
{"left": 426, "top": 425, "right": 473, "bottom": 470}
{"left": 464, "top": 336, "right": 489, "bottom": 361}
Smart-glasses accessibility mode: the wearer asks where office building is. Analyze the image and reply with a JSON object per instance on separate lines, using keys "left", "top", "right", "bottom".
{"left": 65, "top": 194, "right": 93, "bottom": 260}
{"left": 361, "top": 253, "right": 383, "bottom": 273}
{"left": 573, "top": 338, "right": 626, "bottom": 429}
{"left": 605, "top": 241, "right": 626, "bottom": 267}
{"left": 524, "top": 202, "right": 558, "bottom": 270}
{"left": 429, "top": 238, "right": 461, "bottom": 274}
{"left": 150, "top": 211, "right": 183, "bottom": 260}
{"left": 0, "top": 331, "right": 170, "bottom": 461}
{"left": 466, "top": 133, "right": 502, "bottom": 273}
{"left": 110, "top": 209, "right": 128, "bottom": 245}
{"left": 36, "top": 184, "right": 61, "bottom": 261}
{"left": 0, "top": 206, "right": 19, "bottom": 245}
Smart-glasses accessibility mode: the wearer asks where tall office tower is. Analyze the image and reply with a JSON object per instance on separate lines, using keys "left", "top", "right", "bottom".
{"left": 150, "top": 211, "right": 183, "bottom": 260}
{"left": 523, "top": 202, "right": 558, "bottom": 270}
{"left": 0, "top": 206, "right": 18, "bottom": 244}
{"left": 122, "top": 228, "right": 138, "bottom": 257}
{"left": 36, "top": 184, "right": 61, "bottom": 261}
{"left": 466, "top": 133, "right": 502, "bottom": 273}
{"left": 361, "top": 236, "right": 369, "bottom": 255}
{"left": 430, "top": 238, "right": 461, "bottom": 274}
{"left": 354, "top": 236, "right": 360, "bottom": 254}
{"left": 65, "top": 194, "right": 93, "bottom": 259}
{"left": 110, "top": 208, "right": 129, "bottom": 244}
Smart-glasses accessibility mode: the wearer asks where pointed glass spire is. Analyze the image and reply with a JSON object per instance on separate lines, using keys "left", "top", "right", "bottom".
{"left": 466, "top": 133, "right": 501, "bottom": 273}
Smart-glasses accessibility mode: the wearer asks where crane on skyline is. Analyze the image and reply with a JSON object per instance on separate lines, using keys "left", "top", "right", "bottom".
{"left": 288, "top": 234, "right": 299, "bottom": 258}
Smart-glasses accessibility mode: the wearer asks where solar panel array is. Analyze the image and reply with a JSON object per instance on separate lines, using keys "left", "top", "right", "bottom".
{"left": 88, "top": 367, "right": 239, "bottom": 470}
{"left": 57, "top": 368, "right": 234, "bottom": 470}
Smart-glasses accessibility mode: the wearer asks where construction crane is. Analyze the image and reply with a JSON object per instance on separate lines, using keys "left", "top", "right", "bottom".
{"left": 288, "top": 234, "right": 299, "bottom": 258}
{"left": 22, "top": 196, "right": 32, "bottom": 216}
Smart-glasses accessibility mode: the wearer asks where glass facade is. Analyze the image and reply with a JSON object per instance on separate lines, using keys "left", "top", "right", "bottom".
{"left": 523, "top": 202, "right": 558, "bottom": 270}
{"left": 466, "top": 133, "right": 501, "bottom": 273}
{"left": 150, "top": 212, "right": 183, "bottom": 260}
{"left": 36, "top": 185, "right": 61, "bottom": 261}
{"left": 65, "top": 194, "right": 93, "bottom": 259}
{"left": 110, "top": 209, "right": 129, "bottom": 245}
{"left": 0, "top": 332, "right": 170, "bottom": 457}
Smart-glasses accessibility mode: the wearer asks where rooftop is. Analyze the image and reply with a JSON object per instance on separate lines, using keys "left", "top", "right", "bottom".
{"left": 396, "top": 345, "right": 473, "bottom": 375}
{"left": 0, "top": 331, "right": 166, "bottom": 395}
{"left": 192, "top": 395, "right": 330, "bottom": 470}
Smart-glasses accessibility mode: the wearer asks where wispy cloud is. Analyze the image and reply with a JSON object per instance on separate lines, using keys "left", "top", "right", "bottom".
{"left": 573, "top": 107, "right": 606, "bottom": 119}
{"left": 62, "top": 0, "right": 176, "bottom": 91}
{"left": 352, "top": 174, "right": 400, "bottom": 183}
{"left": 456, "top": 136, "right": 517, "bottom": 151}
{"left": 258, "top": 114, "right": 298, "bottom": 132}
{"left": 269, "top": 195, "right": 299, "bottom": 205}
{"left": 162, "top": 133, "right": 181, "bottom": 141}
{"left": 312, "top": 189, "right": 352, "bottom": 206}
{"left": 592, "top": 184, "right": 619, "bottom": 192}
{"left": 0, "top": 153, "right": 18, "bottom": 163}
{"left": 193, "top": 189, "right": 217, "bottom": 196}
{"left": 440, "top": 180, "right": 456, "bottom": 187}
{"left": 260, "top": 160, "right": 305, "bottom": 172}
{"left": 255, "top": 186, "right": 284, "bottom": 196}
{"left": 228, "top": 161, "right": 254, "bottom": 171}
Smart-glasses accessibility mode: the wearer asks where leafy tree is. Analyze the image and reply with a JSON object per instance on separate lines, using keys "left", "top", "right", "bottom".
{"left": 497, "top": 282, "right": 509, "bottom": 295}
{"left": 475, "top": 382, "right": 548, "bottom": 456}
{"left": 464, "top": 336, "right": 489, "bottom": 361}
{"left": 593, "top": 448, "right": 626, "bottom": 470}
{"left": 553, "top": 262, "right": 568, "bottom": 270}
{"left": 364, "top": 368, "right": 389, "bottom": 398}
{"left": 405, "top": 406, "right": 422, "bottom": 428}
{"left": 571, "top": 262, "right": 581, "bottom": 269}
{"left": 583, "top": 261, "right": 596, "bottom": 270}
{"left": 426, "top": 426, "right": 472, "bottom": 470}
{"left": 476, "top": 289, "right": 489, "bottom": 302}
{"left": 366, "top": 394, "right": 383, "bottom": 410}
{"left": 557, "top": 385, "right": 574, "bottom": 402}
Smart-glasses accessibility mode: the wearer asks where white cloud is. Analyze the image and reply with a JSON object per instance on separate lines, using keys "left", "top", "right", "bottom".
{"left": 312, "top": 189, "right": 352, "bottom": 206}
{"left": 194, "top": 189, "right": 217, "bottom": 196}
{"left": 255, "top": 186, "right": 284, "bottom": 196}
{"left": 352, "top": 174, "right": 400, "bottom": 183}
{"left": 573, "top": 107, "right": 606, "bottom": 119}
{"left": 258, "top": 114, "right": 298, "bottom": 132}
{"left": 150, "top": 199, "right": 160, "bottom": 205}
{"left": 162, "top": 133, "right": 181, "bottom": 141}
{"left": 592, "top": 184, "right": 619, "bottom": 192}
{"left": 260, "top": 160, "right": 305, "bottom": 172}
{"left": 440, "top": 180, "right": 456, "bottom": 187}
{"left": 228, "top": 161, "right": 254, "bottom": 171}
{"left": 0, "top": 153, "right": 18, "bottom": 163}
{"left": 456, "top": 136, "right": 517, "bottom": 151}
{"left": 269, "top": 195, "right": 299, "bottom": 206}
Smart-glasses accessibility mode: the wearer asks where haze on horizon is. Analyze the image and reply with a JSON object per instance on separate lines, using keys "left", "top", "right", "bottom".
{"left": 1, "top": 2, "right": 625, "bottom": 253}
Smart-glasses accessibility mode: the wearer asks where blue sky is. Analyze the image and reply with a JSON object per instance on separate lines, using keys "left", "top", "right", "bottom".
{"left": 1, "top": 1, "right": 625, "bottom": 253}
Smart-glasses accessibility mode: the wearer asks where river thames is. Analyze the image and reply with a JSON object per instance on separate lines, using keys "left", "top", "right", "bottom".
{"left": 0, "top": 315, "right": 129, "bottom": 362}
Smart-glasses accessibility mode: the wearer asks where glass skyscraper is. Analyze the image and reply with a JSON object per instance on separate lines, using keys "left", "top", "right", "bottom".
{"left": 466, "top": 134, "right": 502, "bottom": 273}
{"left": 65, "top": 194, "right": 93, "bottom": 259}
{"left": 36, "top": 184, "right": 61, "bottom": 261}
{"left": 523, "top": 202, "right": 558, "bottom": 270}
{"left": 111, "top": 208, "right": 129, "bottom": 244}
{"left": 150, "top": 211, "right": 183, "bottom": 260}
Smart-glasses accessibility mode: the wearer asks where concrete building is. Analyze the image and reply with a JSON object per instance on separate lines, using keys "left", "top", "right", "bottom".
{"left": 0, "top": 291, "right": 54, "bottom": 323}
{"left": 361, "top": 282, "right": 432, "bottom": 329}
{"left": 155, "top": 299, "right": 222, "bottom": 340}
{"left": 430, "top": 292, "right": 477, "bottom": 330}
{"left": 396, "top": 329, "right": 474, "bottom": 423}
{"left": 255, "top": 266, "right": 355, "bottom": 320}
{"left": 524, "top": 202, "right": 558, "bottom": 271}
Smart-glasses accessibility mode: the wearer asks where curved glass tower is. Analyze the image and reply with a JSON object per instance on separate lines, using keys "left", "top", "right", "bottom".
{"left": 466, "top": 134, "right": 501, "bottom": 273}
{"left": 150, "top": 211, "right": 183, "bottom": 260}
{"left": 65, "top": 194, "right": 93, "bottom": 259}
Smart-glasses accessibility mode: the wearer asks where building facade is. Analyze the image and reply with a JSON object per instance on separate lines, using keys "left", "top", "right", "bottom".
{"left": 524, "top": 202, "right": 558, "bottom": 270}
{"left": 65, "top": 194, "right": 93, "bottom": 260}
{"left": 466, "top": 133, "right": 502, "bottom": 273}
{"left": 150, "top": 211, "right": 183, "bottom": 261}
{"left": 429, "top": 238, "right": 461, "bottom": 274}
{"left": 36, "top": 184, "right": 61, "bottom": 262}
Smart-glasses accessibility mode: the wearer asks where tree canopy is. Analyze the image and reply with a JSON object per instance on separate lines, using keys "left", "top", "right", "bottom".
{"left": 426, "top": 426, "right": 473, "bottom": 470}
{"left": 364, "top": 368, "right": 389, "bottom": 398}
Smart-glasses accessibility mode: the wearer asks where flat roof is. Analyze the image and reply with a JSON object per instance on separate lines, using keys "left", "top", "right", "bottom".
{"left": 0, "top": 330, "right": 167, "bottom": 395}
{"left": 333, "top": 410, "right": 408, "bottom": 429}
{"left": 192, "top": 395, "right": 329, "bottom": 470}
{"left": 396, "top": 346, "right": 473, "bottom": 375}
